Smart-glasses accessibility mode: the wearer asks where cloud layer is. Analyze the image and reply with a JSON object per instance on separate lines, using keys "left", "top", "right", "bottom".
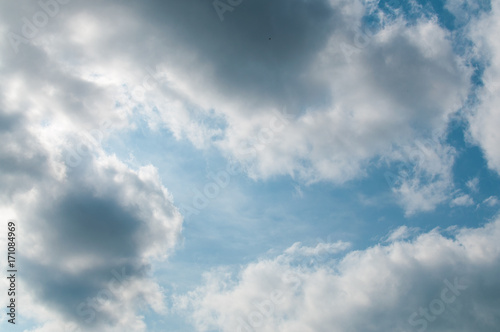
{"left": 176, "top": 218, "right": 500, "bottom": 332}
{"left": 1, "top": 0, "right": 476, "bottom": 215}
{"left": 0, "top": 3, "right": 184, "bottom": 329}
{"left": 0, "top": 1, "right": 499, "bottom": 331}
{"left": 0, "top": 111, "right": 182, "bottom": 331}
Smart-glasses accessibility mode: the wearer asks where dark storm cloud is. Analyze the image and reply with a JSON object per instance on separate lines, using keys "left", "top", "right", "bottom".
{"left": 68, "top": 0, "right": 350, "bottom": 113}
{"left": 10, "top": 149, "right": 182, "bottom": 329}
{"left": 21, "top": 260, "right": 143, "bottom": 327}
{"left": 0, "top": 2, "right": 184, "bottom": 321}
{"left": 0, "top": 108, "right": 53, "bottom": 199}
{"left": 153, "top": 0, "right": 345, "bottom": 111}
{"left": 38, "top": 191, "right": 143, "bottom": 258}
{"left": 0, "top": 0, "right": 463, "bottom": 206}
{"left": 0, "top": 106, "right": 160, "bottom": 328}
{"left": 33, "top": 0, "right": 468, "bottom": 192}
{"left": 134, "top": 0, "right": 338, "bottom": 111}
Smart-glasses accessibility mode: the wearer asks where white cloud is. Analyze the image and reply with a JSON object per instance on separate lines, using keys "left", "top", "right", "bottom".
{"left": 216, "top": 17, "right": 469, "bottom": 187}
{"left": 175, "top": 218, "right": 500, "bottom": 332}
{"left": 445, "top": 0, "right": 484, "bottom": 25}
{"left": 450, "top": 194, "right": 475, "bottom": 207}
{"left": 0, "top": 0, "right": 471, "bottom": 216}
{"left": 284, "top": 241, "right": 351, "bottom": 256}
{"left": 466, "top": 177, "right": 479, "bottom": 192}
{"left": 466, "top": 0, "right": 500, "bottom": 175}
{"left": 483, "top": 196, "right": 500, "bottom": 207}
{"left": 382, "top": 135, "right": 458, "bottom": 215}
{"left": 384, "top": 225, "right": 419, "bottom": 242}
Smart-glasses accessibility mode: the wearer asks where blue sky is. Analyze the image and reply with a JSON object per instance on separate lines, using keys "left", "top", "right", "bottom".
{"left": 1, "top": 0, "right": 500, "bottom": 331}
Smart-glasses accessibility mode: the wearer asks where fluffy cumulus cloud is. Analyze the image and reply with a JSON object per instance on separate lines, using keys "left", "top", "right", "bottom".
{"left": 466, "top": 0, "right": 500, "bottom": 175}
{"left": 14, "top": 153, "right": 181, "bottom": 332}
{"left": 386, "top": 135, "right": 458, "bottom": 215}
{"left": 0, "top": 111, "right": 182, "bottom": 332}
{"left": 152, "top": 1, "right": 470, "bottom": 190}
{"left": 0, "top": 109, "right": 182, "bottom": 331}
{"left": 175, "top": 218, "right": 500, "bottom": 332}
{"left": 1, "top": 0, "right": 472, "bottom": 215}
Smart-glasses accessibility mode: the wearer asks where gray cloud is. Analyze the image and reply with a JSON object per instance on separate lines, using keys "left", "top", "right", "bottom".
{"left": 0, "top": 108, "right": 55, "bottom": 199}
{"left": 9, "top": 149, "right": 183, "bottom": 331}
{"left": 0, "top": 5, "right": 184, "bottom": 325}
{"left": 1, "top": 1, "right": 471, "bottom": 209}
{"left": 0, "top": 1, "right": 496, "bottom": 331}
{"left": 119, "top": 0, "right": 340, "bottom": 112}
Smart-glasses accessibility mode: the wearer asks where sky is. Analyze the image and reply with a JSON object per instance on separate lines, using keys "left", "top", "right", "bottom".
{"left": 0, "top": 0, "right": 499, "bottom": 331}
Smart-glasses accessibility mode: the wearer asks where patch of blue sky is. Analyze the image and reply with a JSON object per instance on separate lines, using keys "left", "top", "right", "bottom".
{"left": 104, "top": 112, "right": 497, "bottom": 268}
